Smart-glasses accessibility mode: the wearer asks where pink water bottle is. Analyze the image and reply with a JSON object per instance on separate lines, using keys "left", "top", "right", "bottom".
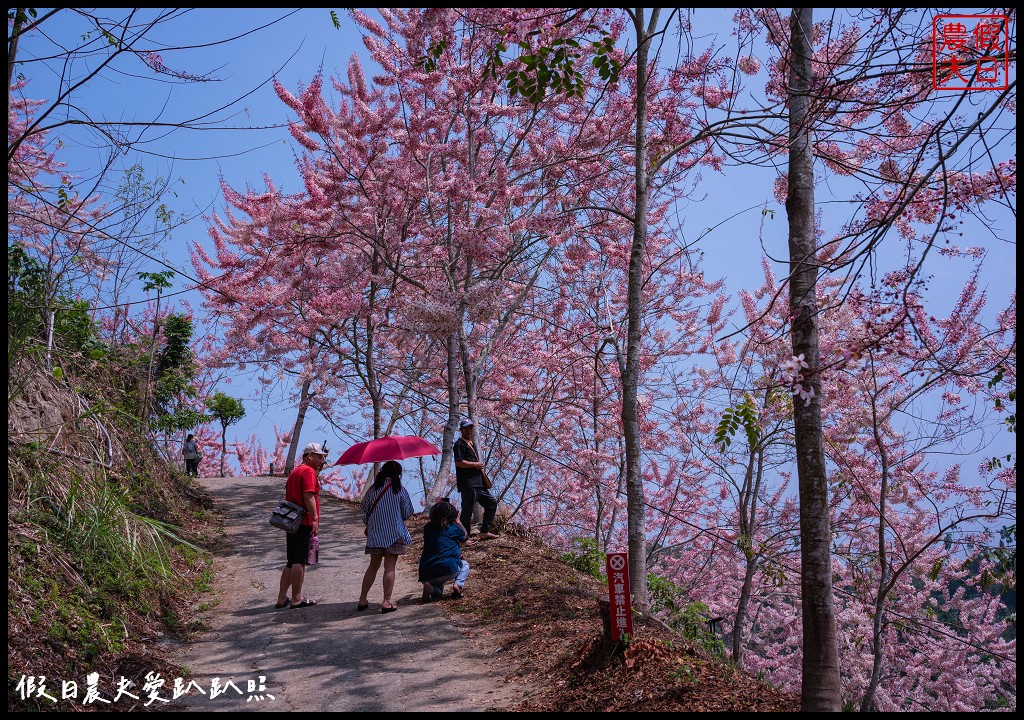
{"left": 308, "top": 534, "right": 319, "bottom": 565}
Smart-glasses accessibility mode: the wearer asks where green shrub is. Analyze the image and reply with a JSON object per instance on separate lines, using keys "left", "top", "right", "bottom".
{"left": 647, "top": 573, "right": 726, "bottom": 656}
{"left": 560, "top": 536, "right": 605, "bottom": 580}
{"left": 8, "top": 244, "right": 101, "bottom": 357}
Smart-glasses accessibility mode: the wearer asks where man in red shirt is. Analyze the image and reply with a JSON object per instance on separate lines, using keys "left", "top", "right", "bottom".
{"left": 275, "top": 442, "right": 328, "bottom": 609}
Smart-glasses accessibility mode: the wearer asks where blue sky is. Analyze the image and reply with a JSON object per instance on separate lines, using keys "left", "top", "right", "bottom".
{"left": 20, "top": 9, "right": 384, "bottom": 455}
{"left": 19, "top": 9, "right": 1015, "bottom": 491}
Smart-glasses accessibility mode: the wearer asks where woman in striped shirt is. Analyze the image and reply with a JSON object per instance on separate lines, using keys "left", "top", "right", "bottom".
{"left": 357, "top": 460, "right": 414, "bottom": 613}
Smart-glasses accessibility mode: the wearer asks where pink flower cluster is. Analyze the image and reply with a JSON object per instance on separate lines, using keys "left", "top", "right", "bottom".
{"left": 779, "top": 353, "right": 815, "bottom": 406}
{"left": 737, "top": 55, "right": 761, "bottom": 75}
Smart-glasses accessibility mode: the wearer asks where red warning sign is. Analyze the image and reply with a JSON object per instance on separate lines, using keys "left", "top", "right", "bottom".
{"left": 605, "top": 552, "right": 633, "bottom": 641}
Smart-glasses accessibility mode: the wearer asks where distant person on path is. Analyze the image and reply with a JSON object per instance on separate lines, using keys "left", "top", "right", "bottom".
{"left": 358, "top": 460, "right": 415, "bottom": 614}
{"left": 274, "top": 442, "right": 328, "bottom": 610}
{"left": 182, "top": 433, "right": 201, "bottom": 477}
{"left": 453, "top": 418, "right": 498, "bottom": 539}
{"left": 418, "top": 498, "right": 470, "bottom": 603}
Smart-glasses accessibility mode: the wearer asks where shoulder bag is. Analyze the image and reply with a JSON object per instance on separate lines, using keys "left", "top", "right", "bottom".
{"left": 270, "top": 498, "right": 307, "bottom": 533}
{"left": 363, "top": 486, "right": 388, "bottom": 537}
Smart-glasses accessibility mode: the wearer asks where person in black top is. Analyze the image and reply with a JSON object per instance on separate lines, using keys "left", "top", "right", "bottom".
{"left": 453, "top": 418, "right": 499, "bottom": 539}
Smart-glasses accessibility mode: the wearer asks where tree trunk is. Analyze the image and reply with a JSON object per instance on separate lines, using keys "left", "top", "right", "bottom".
{"left": 622, "top": 6, "right": 659, "bottom": 610}
{"left": 732, "top": 555, "right": 758, "bottom": 666}
{"left": 219, "top": 423, "right": 228, "bottom": 477}
{"left": 430, "top": 331, "right": 461, "bottom": 499}
{"left": 362, "top": 317, "right": 384, "bottom": 487}
{"left": 365, "top": 264, "right": 383, "bottom": 442}
{"left": 861, "top": 363, "right": 890, "bottom": 712}
{"left": 140, "top": 289, "right": 162, "bottom": 426}
{"left": 44, "top": 307, "right": 55, "bottom": 369}
{"left": 284, "top": 377, "right": 313, "bottom": 475}
{"left": 458, "top": 325, "right": 478, "bottom": 425}
{"left": 7, "top": 11, "right": 22, "bottom": 96}
{"left": 459, "top": 324, "right": 485, "bottom": 526}
{"left": 787, "top": 7, "right": 842, "bottom": 711}
{"left": 732, "top": 444, "right": 763, "bottom": 665}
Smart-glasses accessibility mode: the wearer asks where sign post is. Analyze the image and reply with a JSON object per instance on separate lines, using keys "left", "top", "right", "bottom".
{"left": 605, "top": 552, "right": 634, "bottom": 641}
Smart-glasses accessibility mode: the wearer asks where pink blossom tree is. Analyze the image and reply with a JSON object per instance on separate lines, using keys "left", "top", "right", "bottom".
{"left": 733, "top": 8, "right": 1017, "bottom": 707}
{"left": 8, "top": 81, "right": 105, "bottom": 367}
{"left": 237, "top": 9, "right": 641, "bottom": 503}
{"left": 182, "top": 10, "right": 1017, "bottom": 709}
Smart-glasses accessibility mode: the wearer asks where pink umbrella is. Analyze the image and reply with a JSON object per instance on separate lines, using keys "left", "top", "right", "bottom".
{"left": 333, "top": 435, "right": 441, "bottom": 466}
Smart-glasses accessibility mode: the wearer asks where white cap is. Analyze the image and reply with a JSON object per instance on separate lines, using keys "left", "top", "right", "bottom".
{"left": 303, "top": 442, "right": 328, "bottom": 456}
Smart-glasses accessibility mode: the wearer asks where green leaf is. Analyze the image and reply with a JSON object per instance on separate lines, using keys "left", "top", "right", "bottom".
{"left": 716, "top": 395, "right": 761, "bottom": 453}
{"left": 138, "top": 270, "right": 174, "bottom": 292}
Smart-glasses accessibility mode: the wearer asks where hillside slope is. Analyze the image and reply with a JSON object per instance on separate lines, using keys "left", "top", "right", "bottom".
{"left": 8, "top": 355, "right": 797, "bottom": 712}
{"left": 407, "top": 515, "right": 800, "bottom": 712}
{"left": 8, "top": 358, "right": 214, "bottom": 712}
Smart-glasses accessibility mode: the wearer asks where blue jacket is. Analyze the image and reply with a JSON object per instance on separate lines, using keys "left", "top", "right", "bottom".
{"left": 418, "top": 522, "right": 466, "bottom": 581}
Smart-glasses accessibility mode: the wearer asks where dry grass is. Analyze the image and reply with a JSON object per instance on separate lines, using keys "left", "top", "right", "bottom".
{"left": 7, "top": 359, "right": 217, "bottom": 712}
{"left": 401, "top": 512, "right": 801, "bottom": 712}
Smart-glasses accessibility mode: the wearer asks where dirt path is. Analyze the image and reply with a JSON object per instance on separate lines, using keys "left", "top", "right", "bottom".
{"left": 166, "top": 475, "right": 524, "bottom": 712}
